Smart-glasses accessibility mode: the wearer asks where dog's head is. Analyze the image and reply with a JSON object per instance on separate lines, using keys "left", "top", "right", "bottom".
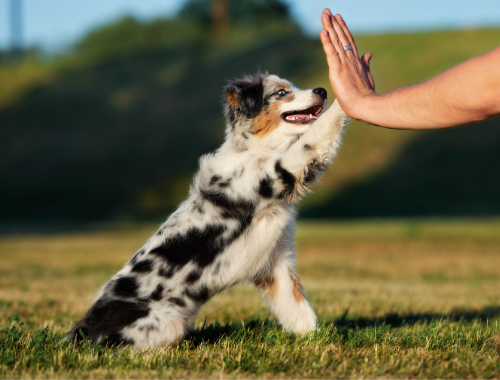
{"left": 223, "top": 73, "right": 328, "bottom": 150}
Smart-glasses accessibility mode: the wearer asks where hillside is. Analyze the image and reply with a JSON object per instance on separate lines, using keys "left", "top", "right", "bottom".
{"left": 1, "top": 22, "right": 499, "bottom": 222}
{"left": 302, "top": 28, "right": 500, "bottom": 217}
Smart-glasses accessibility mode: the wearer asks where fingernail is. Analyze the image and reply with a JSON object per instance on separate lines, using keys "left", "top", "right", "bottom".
{"left": 337, "top": 14, "right": 343, "bottom": 21}
{"left": 326, "top": 8, "right": 333, "bottom": 15}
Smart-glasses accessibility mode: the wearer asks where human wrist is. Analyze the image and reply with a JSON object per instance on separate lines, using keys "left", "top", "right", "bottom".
{"left": 344, "top": 91, "right": 379, "bottom": 121}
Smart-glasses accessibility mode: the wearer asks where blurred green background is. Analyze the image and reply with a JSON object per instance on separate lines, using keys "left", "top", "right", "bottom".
{"left": 1, "top": 0, "right": 500, "bottom": 225}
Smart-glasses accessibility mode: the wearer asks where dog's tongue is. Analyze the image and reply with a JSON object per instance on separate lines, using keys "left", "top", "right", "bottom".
{"left": 285, "top": 113, "right": 318, "bottom": 123}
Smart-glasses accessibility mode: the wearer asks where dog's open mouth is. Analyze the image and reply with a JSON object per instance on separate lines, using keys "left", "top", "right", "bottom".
{"left": 281, "top": 104, "right": 323, "bottom": 124}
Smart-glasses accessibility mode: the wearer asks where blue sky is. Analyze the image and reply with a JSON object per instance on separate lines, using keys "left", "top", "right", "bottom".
{"left": 0, "top": 0, "right": 499, "bottom": 51}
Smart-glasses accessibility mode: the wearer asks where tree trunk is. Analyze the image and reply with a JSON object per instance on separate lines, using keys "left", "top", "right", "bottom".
{"left": 211, "top": 0, "right": 229, "bottom": 42}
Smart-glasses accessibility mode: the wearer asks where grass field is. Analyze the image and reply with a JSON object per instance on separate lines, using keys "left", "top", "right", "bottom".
{"left": 1, "top": 220, "right": 500, "bottom": 378}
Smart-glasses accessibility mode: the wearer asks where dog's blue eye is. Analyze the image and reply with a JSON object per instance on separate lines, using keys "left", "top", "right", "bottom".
{"left": 277, "top": 90, "right": 286, "bottom": 96}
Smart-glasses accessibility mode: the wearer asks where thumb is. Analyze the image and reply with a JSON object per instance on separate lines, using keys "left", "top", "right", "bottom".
{"left": 361, "top": 53, "right": 373, "bottom": 71}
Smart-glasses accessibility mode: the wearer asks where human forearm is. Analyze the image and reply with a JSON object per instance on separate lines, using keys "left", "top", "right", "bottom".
{"left": 348, "top": 50, "right": 500, "bottom": 130}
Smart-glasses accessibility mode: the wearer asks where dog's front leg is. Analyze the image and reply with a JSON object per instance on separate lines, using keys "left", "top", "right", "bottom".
{"left": 279, "top": 100, "right": 349, "bottom": 196}
{"left": 254, "top": 248, "right": 317, "bottom": 335}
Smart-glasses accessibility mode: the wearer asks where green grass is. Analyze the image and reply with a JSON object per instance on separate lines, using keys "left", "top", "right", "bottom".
{"left": 2, "top": 317, "right": 499, "bottom": 379}
{"left": 1, "top": 220, "right": 500, "bottom": 378}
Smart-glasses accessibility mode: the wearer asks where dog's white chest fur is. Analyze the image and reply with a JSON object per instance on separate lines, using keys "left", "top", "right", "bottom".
{"left": 69, "top": 73, "right": 349, "bottom": 348}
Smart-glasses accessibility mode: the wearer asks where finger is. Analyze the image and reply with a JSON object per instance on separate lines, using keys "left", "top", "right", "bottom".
{"left": 320, "top": 9, "right": 330, "bottom": 29}
{"left": 335, "top": 14, "right": 359, "bottom": 57}
{"left": 320, "top": 29, "right": 341, "bottom": 69}
{"left": 321, "top": 12, "right": 345, "bottom": 62}
{"left": 321, "top": 8, "right": 333, "bottom": 22}
{"left": 361, "top": 53, "right": 376, "bottom": 89}
{"left": 330, "top": 15, "right": 354, "bottom": 56}
{"left": 361, "top": 53, "right": 372, "bottom": 72}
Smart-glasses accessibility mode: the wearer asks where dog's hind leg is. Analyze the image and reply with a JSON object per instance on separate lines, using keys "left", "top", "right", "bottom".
{"left": 254, "top": 247, "right": 317, "bottom": 335}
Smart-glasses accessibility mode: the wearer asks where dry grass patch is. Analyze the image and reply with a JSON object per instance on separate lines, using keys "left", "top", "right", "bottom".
{"left": 1, "top": 220, "right": 500, "bottom": 378}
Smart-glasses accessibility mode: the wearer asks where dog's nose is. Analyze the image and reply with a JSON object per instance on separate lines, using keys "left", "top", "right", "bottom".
{"left": 312, "top": 87, "right": 327, "bottom": 99}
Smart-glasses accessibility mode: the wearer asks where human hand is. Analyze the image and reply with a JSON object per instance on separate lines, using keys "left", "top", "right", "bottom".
{"left": 320, "top": 9, "right": 376, "bottom": 118}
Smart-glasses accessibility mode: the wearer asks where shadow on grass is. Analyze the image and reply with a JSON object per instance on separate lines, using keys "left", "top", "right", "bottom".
{"left": 329, "top": 306, "right": 500, "bottom": 329}
{"left": 186, "top": 319, "right": 279, "bottom": 347}
{"left": 0, "top": 220, "right": 159, "bottom": 236}
{"left": 185, "top": 306, "right": 500, "bottom": 346}
{"left": 0, "top": 221, "right": 97, "bottom": 236}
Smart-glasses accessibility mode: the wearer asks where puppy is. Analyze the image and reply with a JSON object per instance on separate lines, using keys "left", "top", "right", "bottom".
{"left": 69, "top": 73, "right": 349, "bottom": 348}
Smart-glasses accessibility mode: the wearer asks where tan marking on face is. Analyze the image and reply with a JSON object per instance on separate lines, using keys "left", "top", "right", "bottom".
{"left": 283, "top": 94, "right": 296, "bottom": 103}
{"left": 258, "top": 156, "right": 269, "bottom": 165}
{"left": 254, "top": 275, "right": 278, "bottom": 299}
{"left": 289, "top": 268, "right": 305, "bottom": 303}
{"left": 227, "top": 92, "right": 238, "bottom": 107}
{"left": 253, "top": 102, "right": 281, "bottom": 137}
{"left": 278, "top": 82, "right": 292, "bottom": 90}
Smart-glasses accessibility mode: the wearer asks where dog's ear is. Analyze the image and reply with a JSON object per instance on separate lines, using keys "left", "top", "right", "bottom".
{"left": 223, "top": 77, "right": 264, "bottom": 119}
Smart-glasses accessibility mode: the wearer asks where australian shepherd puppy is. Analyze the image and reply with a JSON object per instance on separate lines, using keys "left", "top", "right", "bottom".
{"left": 69, "top": 73, "right": 349, "bottom": 348}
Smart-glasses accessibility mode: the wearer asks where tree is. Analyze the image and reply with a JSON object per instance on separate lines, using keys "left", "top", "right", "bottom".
{"left": 178, "top": 0, "right": 294, "bottom": 41}
{"left": 211, "top": 0, "right": 229, "bottom": 41}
